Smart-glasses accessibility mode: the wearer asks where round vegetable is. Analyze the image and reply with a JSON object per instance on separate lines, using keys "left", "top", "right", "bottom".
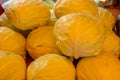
{"left": 54, "top": 0, "right": 98, "bottom": 18}
{"left": 54, "top": 13, "right": 105, "bottom": 58}
{"left": 5, "top": 0, "right": 50, "bottom": 30}
{"left": 54, "top": 13, "right": 105, "bottom": 59}
{"left": 27, "top": 54, "right": 75, "bottom": 80}
{"left": 98, "top": 7, "right": 116, "bottom": 30}
{"left": 77, "top": 52, "right": 120, "bottom": 80}
{"left": 26, "top": 26, "right": 61, "bottom": 59}
{"left": 0, "top": 27, "right": 26, "bottom": 58}
{"left": 102, "top": 31, "right": 120, "bottom": 57}
{"left": 0, "top": 51, "right": 26, "bottom": 80}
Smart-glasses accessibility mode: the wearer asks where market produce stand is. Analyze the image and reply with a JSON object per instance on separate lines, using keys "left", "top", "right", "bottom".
{"left": 0, "top": 0, "right": 120, "bottom": 80}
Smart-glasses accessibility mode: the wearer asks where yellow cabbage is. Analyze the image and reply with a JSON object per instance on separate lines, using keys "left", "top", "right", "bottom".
{"left": 98, "top": 7, "right": 116, "bottom": 30}
{"left": 77, "top": 52, "right": 120, "bottom": 80}
{"left": 54, "top": 13, "right": 105, "bottom": 59}
{"left": 0, "top": 13, "right": 31, "bottom": 37}
{"left": 102, "top": 31, "right": 120, "bottom": 57}
{"left": 0, "top": 27, "right": 26, "bottom": 58}
{"left": 5, "top": 0, "right": 51, "bottom": 30}
{"left": 27, "top": 54, "right": 75, "bottom": 80}
{"left": 54, "top": 0, "right": 98, "bottom": 18}
{"left": 26, "top": 26, "right": 61, "bottom": 59}
{"left": 0, "top": 51, "right": 26, "bottom": 80}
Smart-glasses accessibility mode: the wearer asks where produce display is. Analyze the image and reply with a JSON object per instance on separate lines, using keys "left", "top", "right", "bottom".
{"left": 0, "top": 0, "right": 120, "bottom": 80}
